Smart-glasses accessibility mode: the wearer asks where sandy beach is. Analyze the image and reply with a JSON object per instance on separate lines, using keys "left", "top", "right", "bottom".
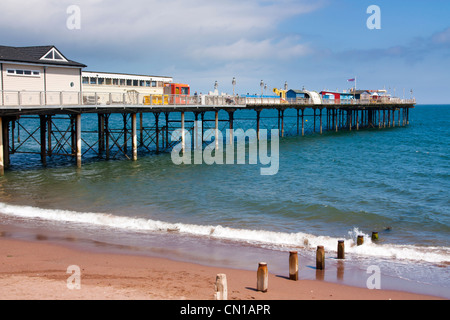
{"left": 0, "top": 238, "right": 443, "bottom": 300}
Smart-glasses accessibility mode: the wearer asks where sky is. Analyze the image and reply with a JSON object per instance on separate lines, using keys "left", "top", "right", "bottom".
{"left": 1, "top": 0, "right": 449, "bottom": 103}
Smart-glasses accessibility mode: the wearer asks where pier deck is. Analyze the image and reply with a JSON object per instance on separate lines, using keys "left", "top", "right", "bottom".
{"left": 0, "top": 92, "right": 415, "bottom": 175}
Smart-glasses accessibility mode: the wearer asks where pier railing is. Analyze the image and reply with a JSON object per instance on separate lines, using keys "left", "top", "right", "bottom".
{"left": 0, "top": 90, "right": 416, "bottom": 108}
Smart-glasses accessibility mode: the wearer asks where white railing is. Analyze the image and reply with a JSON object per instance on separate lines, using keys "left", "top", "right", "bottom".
{"left": 0, "top": 90, "right": 416, "bottom": 108}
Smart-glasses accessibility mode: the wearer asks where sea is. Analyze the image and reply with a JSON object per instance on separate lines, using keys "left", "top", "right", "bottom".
{"left": 0, "top": 104, "right": 449, "bottom": 298}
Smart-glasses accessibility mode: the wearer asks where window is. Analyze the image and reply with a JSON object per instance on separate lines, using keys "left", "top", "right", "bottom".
{"left": 151, "top": 81, "right": 157, "bottom": 87}
{"left": 145, "top": 81, "right": 151, "bottom": 87}
{"left": 82, "top": 77, "right": 89, "bottom": 84}
{"left": 98, "top": 78, "right": 105, "bottom": 85}
{"left": 6, "top": 69, "right": 40, "bottom": 77}
{"left": 105, "top": 78, "right": 112, "bottom": 85}
{"left": 40, "top": 48, "right": 68, "bottom": 62}
{"left": 90, "top": 77, "right": 97, "bottom": 85}
{"left": 140, "top": 80, "right": 145, "bottom": 87}
{"left": 120, "top": 79, "right": 126, "bottom": 86}
{"left": 133, "top": 80, "right": 139, "bottom": 87}
{"left": 113, "top": 79, "right": 119, "bottom": 85}
{"left": 126, "top": 79, "right": 132, "bottom": 86}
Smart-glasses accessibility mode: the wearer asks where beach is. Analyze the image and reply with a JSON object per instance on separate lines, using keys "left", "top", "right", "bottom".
{"left": 0, "top": 238, "right": 442, "bottom": 300}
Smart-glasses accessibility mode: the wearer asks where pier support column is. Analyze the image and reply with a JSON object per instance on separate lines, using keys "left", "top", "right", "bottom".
{"left": 356, "top": 110, "right": 359, "bottom": 130}
{"left": 215, "top": 110, "right": 220, "bottom": 149}
{"left": 301, "top": 109, "right": 305, "bottom": 136}
{"left": 40, "top": 115, "right": 47, "bottom": 166}
{"left": 0, "top": 117, "right": 3, "bottom": 176}
{"left": 132, "top": 113, "right": 137, "bottom": 161}
{"left": 320, "top": 108, "right": 323, "bottom": 134}
{"left": 181, "top": 111, "right": 185, "bottom": 154}
{"left": 155, "top": 113, "right": 160, "bottom": 154}
{"left": 335, "top": 109, "right": 338, "bottom": 132}
{"left": 228, "top": 111, "right": 234, "bottom": 144}
{"left": 98, "top": 114, "right": 105, "bottom": 154}
{"left": 76, "top": 114, "right": 82, "bottom": 168}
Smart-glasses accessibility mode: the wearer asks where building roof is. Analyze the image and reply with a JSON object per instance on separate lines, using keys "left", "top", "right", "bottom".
{"left": 0, "top": 45, "right": 86, "bottom": 68}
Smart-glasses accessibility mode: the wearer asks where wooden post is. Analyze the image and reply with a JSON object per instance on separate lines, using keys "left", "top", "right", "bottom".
{"left": 131, "top": 113, "right": 137, "bottom": 161}
{"left": 281, "top": 109, "right": 285, "bottom": 137}
{"left": 289, "top": 251, "right": 299, "bottom": 281}
{"left": 337, "top": 240, "right": 345, "bottom": 259}
{"left": 256, "top": 110, "right": 261, "bottom": 141}
{"left": 214, "top": 274, "right": 227, "bottom": 300}
{"left": 357, "top": 235, "right": 364, "bottom": 246}
{"left": 296, "top": 109, "right": 300, "bottom": 136}
{"left": 0, "top": 117, "right": 3, "bottom": 176}
{"left": 257, "top": 262, "right": 268, "bottom": 292}
{"left": 76, "top": 114, "right": 81, "bottom": 168}
{"left": 372, "top": 232, "right": 379, "bottom": 241}
{"left": 316, "top": 246, "right": 325, "bottom": 270}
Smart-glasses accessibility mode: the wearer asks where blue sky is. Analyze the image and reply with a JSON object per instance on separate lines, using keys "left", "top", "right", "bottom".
{"left": 1, "top": 0, "right": 449, "bottom": 103}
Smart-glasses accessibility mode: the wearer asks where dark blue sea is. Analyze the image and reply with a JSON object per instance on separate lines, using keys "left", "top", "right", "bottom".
{"left": 0, "top": 104, "right": 449, "bottom": 298}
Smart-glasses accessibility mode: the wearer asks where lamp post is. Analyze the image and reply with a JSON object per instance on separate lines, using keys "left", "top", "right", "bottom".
{"left": 232, "top": 77, "right": 236, "bottom": 96}
{"left": 214, "top": 80, "right": 218, "bottom": 94}
{"left": 284, "top": 81, "right": 288, "bottom": 91}
{"left": 260, "top": 80, "right": 264, "bottom": 97}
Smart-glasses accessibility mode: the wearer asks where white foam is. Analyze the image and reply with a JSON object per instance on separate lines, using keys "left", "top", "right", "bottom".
{"left": 1, "top": 202, "right": 449, "bottom": 264}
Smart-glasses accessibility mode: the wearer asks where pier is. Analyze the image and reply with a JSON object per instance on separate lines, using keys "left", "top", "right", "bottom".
{"left": 0, "top": 91, "right": 415, "bottom": 175}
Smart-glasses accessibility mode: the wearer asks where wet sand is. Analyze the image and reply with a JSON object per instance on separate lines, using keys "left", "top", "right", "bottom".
{"left": 0, "top": 238, "right": 443, "bottom": 300}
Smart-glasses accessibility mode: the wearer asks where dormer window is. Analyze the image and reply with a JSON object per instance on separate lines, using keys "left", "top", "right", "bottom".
{"left": 40, "top": 48, "right": 67, "bottom": 62}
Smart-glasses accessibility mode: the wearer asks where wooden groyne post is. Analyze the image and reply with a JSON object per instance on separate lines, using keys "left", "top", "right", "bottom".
{"left": 257, "top": 262, "right": 268, "bottom": 292}
{"left": 316, "top": 246, "right": 325, "bottom": 270}
{"left": 289, "top": 251, "right": 299, "bottom": 281}
{"left": 214, "top": 274, "right": 227, "bottom": 300}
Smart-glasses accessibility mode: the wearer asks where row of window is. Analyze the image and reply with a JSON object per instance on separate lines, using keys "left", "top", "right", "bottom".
{"left": 7, "top": 69, "right": 40, "bottom": 76}
{"left": 82, "top": 77, "right": 163, "bottom": 88}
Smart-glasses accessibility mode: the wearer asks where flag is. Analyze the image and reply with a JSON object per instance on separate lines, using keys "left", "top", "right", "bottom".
{"left": 347, "top": 78, "right": 355, "bottom": 82}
